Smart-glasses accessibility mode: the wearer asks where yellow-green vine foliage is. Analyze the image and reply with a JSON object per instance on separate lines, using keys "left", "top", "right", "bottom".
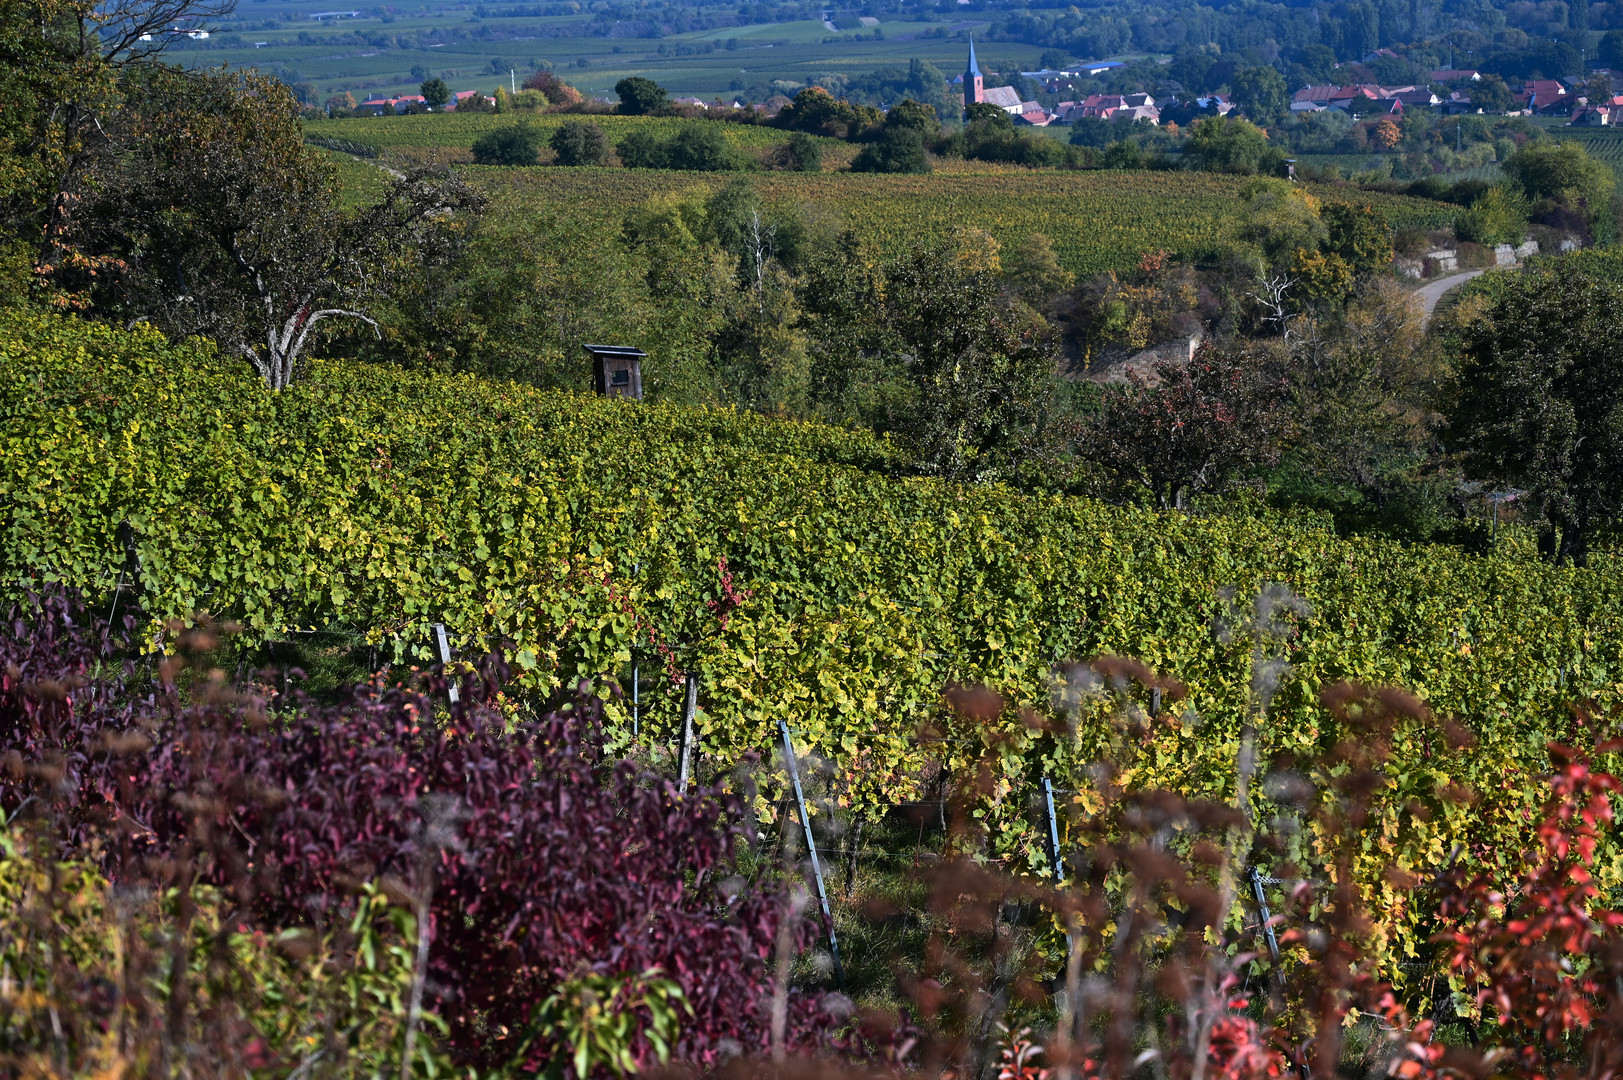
{"left": 6, "top": 307, "right": 1623, "bottom": 991}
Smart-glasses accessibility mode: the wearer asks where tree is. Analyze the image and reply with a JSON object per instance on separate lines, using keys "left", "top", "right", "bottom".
{"left": 1602, "top": 28, "right": 1623, "bottom": 71}
{"left": 616, "top": 129, "right": 668, "bottom": 169}
{"left": 1184, "top": 115, "right": 1282, "bottom": 174}
{"left": 420, "top": 77, "right": 450, "bottom": 109}
{"left": 775, "top": 131, "right": 822, "bottom": 172}
{"left": 549, "top": 119, "right": 609, "bottom": 166}
{"left": 1230, "top": 66, "right": 1289, "bottom": 126}
{"left": 1452, "top": 265, "right": 1623, "bottom": 563}
{"left": 774, "top": 87, "right": 882, "bottom": 139}
{"left": 1237, "top": 179, "right": 1327, "bottom": 265}
{"left": 884, "top": 98, "right": 941, "bottom": 138}
{"left": 522, "top": 69, "right": 583, "bottom": 107}
{"left": 1373, "top": 116, "right": 1401, "bottom": 149}
{"left": 1456, "top": 184, "right": 1530, "bottom": 244}
{"left": 2, "top": 0, "right": 236, "bottom": 289}
{"left": 1503, "top": 139, "right": 1615, "bottom": 211}
{"left": 850, "top": 127, "right": 930, "bottom": 174}
{"left": 1082, "top": 341, "right": 1291, "bottom": 510}
{"left": 616, "top": 76, "right": 668, "bottom": 115}
{"left": 1470, "top": 74, "right": 1518, "bottom": 114}
{"left": 471, "top": 122, "right": 544, "bottom": 165}
{"left": 1320, "top": 203, "right": 1393, "bottom": 279}
{"left": 97, "top": 69, "right": 484, "bottom": 390}
{"left": 872, "top": 241, "right": 1057, "bottom": 481}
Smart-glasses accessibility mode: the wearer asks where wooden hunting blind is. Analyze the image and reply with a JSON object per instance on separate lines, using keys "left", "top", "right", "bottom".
{"left": 586, "top": 344, "right": 645, "bottom": 400}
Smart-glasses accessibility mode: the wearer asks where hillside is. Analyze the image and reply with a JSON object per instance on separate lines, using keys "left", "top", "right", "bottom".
{"left": 6, "top": 307, "right": 1623, "bottom": 983}
{"left": 308, "top": 112, "right": 1460, "bottom": 277}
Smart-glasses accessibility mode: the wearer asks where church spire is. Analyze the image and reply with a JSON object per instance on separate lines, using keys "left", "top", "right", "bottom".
{"left": 964, "top": 36, "right": 984, "bottom": 109}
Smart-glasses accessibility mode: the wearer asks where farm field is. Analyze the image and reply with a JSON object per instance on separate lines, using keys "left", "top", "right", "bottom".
{"left": 168, "top": 0, "right": 1045, "bottom": 104}
{"left": 305, "top": 111, "right": 835, "bottom": 155}
{"left": 476, "top": 161, "right": 1457, "bottom": 278}
{"left": 311, "top": 113, "right": 1459, "bottom": 277}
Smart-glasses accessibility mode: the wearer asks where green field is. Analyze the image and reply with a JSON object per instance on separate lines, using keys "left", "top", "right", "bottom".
{"left": 171, "top": 0, "right": 1042, "bottom": 105}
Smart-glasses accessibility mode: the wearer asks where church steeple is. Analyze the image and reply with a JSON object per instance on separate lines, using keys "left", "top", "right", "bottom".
{"left": 964, "top": 36, "right": 984, "bottom": 109}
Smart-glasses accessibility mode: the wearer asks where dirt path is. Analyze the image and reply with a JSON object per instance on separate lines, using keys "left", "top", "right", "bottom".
{"left": 1416, "top": 269, "right": 1488, "bottom": 326}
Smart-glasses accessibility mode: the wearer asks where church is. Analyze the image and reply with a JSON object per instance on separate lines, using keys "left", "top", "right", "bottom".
{"left": 962, "top": 38, "right": 1025, "bottom": 114}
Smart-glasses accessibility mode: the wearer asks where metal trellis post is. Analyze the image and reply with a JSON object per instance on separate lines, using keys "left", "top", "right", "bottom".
{"left": 678, "top": 672, "right": 698, "bottom": 795}
{"left": 778, "top": 718, "right": 846, "bottom": 990}
{"left": 432, "top": 623, "right": 459, "bottom": 705}
{"left": 1042, "top": 777, "right": 1064, "bottom": 881}
{"left": 1249, "top": 866, "right": 1282, "bottom": 967}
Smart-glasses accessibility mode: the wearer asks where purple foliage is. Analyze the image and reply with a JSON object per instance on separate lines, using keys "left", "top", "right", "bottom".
{"left": 0, "top": 592, "right": 842, "bottom": 1073}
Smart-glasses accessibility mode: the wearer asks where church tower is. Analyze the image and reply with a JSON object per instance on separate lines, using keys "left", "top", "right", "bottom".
{"left": 964, "top": 37, "right": 984, "bottom": 110}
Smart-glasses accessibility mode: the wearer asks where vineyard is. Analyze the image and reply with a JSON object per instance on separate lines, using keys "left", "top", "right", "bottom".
{"left": 305, "top": 110, "right": 825, "bottom": 156}
{"left": 473, "top": 164, "right": 1459, "bottom": 277}
{"left": 5, "top": 307, "right": 1622, "bottom": 989}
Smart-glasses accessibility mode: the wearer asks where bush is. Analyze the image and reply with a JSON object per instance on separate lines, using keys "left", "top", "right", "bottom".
{"left": 664, "top": 122, "right": 737, "bottom": 170}
{"left": 773, "top": 130, "right": 822, "bottom": 172}
{"left": 850, "top": 127, "right": 930, "bottom": 173}
{"left": 1456, "top": 183, "right": 1529, "bottom": 245}
{"left": 0, "top": 591, "right": 845, "bottom": 1074}
{"left": 549, "top": 119, "right": 609, "bottom": 166}
{"left": 615, "top": 128, "right": 667, "bottom": 168}
{"left": 615, "top": 123, "right": 742, "bottom": 171}
{"left": 470, "top": 122, "right": 543, "bottom": 166}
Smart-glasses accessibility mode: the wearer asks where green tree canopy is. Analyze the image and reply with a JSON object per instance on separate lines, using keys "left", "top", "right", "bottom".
{"left": 884, "top": 98, "right": 941, "bottom": 138}
{"left": 615, "top": 76, "right": 668, "bottom": 115}
{"left": 850, "top": 127, "right": 931, "bottom": 174}
{"left": 1502, "top": 139, "right": 1616, "bottom": 214}
{"left": 1230, "top": 66, "right": 1289, "bottom": 126}
{"left": 420, "top": 77, "right": 450, "bottom": 108}
{"left": 471, "top": 122, "right": 543, "bottom": 165}
{"left": 1452, "top": 265, "right": 1623, "bottom": 563}
{"left": 549, "top": 120, "right": 609, "bottom": 167}
{"left": 1185, "top": 115, "right": 1283, "bottom": 175}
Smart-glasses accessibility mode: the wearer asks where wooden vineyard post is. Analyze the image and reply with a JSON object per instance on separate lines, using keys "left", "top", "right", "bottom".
{"left": 433, "top": 623, "right": 459, "bottom": 705}
{"left": 677, "top": 672, "right": 698, "bottom": 795}
{"left": 778, "top": 718, "right": 846, "bottom": 989}
{"left": 632, "top": 657, "right": 640, "bottom": 740}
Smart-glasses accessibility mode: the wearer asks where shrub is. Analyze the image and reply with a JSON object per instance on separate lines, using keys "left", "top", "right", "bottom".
{"left": 550, "top": 119, "right": 610, "bottom": 166}
{"left": 0, "top": 592, "right": 844, "bottom": 1074}
{"left": 850, "top": 127, "right": 930, "bottom": 174}
{"left": 470, "top": 122, "right": 543, "bottom": 165}
{"left": 771, "top": 130, "right": 823, "bottom": 172}
{"left": 617, "top": 123, "right": 743, "bottom": 171}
